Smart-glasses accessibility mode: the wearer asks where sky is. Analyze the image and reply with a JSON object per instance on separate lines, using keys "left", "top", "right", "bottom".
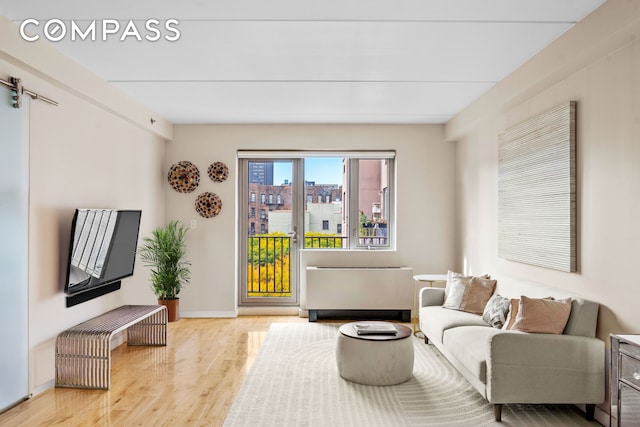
{"left": 273, "top": 158, "right": 343, "bottom": 185}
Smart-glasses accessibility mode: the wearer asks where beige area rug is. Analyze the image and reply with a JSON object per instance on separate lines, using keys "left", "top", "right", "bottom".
{"left": 223, "top": 323, "right": 597, "bottom": 427}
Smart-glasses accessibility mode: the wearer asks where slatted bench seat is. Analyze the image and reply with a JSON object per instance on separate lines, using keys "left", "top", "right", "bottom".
{"left": 55, "top": 305, "right": 167, "bottom": 390}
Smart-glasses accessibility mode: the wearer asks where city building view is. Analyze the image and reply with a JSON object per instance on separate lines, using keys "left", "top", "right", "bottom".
{"left": 246, "top": 159, "right": 388, "bottom": 245}
{"left": 245, "top": 158, "right": 390, "bottom": 297}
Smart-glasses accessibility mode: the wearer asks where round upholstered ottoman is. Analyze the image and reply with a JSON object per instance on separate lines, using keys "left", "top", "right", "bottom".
{"left": 336, "top": 321, "right": 414, "bottom": 386}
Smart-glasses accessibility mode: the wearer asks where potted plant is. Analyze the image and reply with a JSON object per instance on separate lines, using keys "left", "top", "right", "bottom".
{"left": 138, "top": 220, "right": 190, "bottom": 321}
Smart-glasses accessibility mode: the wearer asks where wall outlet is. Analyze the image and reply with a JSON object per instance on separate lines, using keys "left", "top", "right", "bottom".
{"left": 190, "top": 219, "right": 197, "bottom": 229}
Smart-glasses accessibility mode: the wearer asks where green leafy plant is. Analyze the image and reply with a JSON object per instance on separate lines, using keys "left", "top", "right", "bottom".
{"left": 138, "top": 220, "right": 191, "bottom": 300}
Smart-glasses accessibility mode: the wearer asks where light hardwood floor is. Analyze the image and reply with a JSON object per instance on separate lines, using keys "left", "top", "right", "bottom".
{"left": 0, "top": 316, "right": 308, "bottom": 427}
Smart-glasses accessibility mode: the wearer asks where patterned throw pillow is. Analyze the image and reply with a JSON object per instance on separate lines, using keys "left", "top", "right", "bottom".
{"left": 482, "top": 294, "right": 511, "bottom": 328}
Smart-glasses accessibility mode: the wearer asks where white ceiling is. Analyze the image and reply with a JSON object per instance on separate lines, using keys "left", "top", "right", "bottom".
{"left": 1, "top": 0, "right": 605, "bottom": 124}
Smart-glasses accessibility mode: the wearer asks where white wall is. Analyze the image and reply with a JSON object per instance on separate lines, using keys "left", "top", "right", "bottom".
{"left": 0, "top": 17, "right": 168, "bottom": 393}
{"left": 306, "top": 202, "right": 342, "bottom": 234}
{"left": 168, "top": 124, "right": 456, "bottom": 316}
{"left": 447, "top": 0, "right": 640, "bottom": 342}
{"left": 268, "top": 210, "right": 293, "bottom": 234}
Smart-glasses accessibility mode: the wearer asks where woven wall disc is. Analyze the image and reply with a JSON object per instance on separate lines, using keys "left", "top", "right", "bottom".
{"left": 195, "top": 192, "right": 222, "bottom": 218}
{"left": 168, "top": 161, "right": 200, "bottom": 193}
{"left": 208, "top": 161, "right": 229, "bottom": 182}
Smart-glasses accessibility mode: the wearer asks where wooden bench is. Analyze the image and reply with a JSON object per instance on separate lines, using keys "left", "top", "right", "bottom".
{"left": 55, "top": 305, "right": 167, "bottom": 390}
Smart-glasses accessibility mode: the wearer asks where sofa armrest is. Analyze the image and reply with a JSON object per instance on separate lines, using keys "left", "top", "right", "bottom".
{"left": 419, "top": 287, "right": 445, "bottom": 307}
{"left": 487, "top": 332, "right": 605, "bottom": 404}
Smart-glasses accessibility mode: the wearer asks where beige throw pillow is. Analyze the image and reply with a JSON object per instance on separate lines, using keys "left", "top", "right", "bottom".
{"left": 502, "top": 298, "right": 520, "bottom": 330}
{"left": 444, "top": 270, "right": 490, "bottom": 299}
{"left": 511, "top": 296, "right": 572, "bottom": 334}
{"left": 443, "top": 276, "right": 497, "bottom": 314}
{"left": 459, "top": 277, "right": 497, "bottom": 314}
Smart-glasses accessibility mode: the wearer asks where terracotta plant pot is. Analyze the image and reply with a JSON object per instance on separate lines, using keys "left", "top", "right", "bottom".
{"left": 158, "top": 298, "right": 180, "bottom": 322}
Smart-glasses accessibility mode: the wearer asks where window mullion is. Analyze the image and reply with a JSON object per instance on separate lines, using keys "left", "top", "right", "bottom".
{"left": 348, "top": 159, "right": 359, "bottom": 249}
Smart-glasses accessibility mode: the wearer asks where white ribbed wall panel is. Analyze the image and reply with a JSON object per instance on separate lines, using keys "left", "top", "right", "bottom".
{"left": 498, "top": 102, "right": 576, "bottom": 272}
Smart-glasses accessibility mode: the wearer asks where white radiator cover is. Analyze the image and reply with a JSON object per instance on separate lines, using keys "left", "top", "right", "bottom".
{"left": 306, "top": 266, "right": 413, "bottom": 311}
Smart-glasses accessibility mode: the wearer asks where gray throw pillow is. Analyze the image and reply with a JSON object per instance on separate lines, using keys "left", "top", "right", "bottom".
{"left": 482, "top": 294, "right": 511, "bottom": 329}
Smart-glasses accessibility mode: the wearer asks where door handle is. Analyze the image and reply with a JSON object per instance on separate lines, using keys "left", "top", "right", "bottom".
{"left": 287, "top": 226, "right": 297, "bottom": 244}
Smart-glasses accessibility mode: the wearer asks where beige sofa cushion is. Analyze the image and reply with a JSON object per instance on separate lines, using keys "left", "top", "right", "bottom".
{"left": 564, "top": 298, "right": 600, "bottom": 337}
{"left": 420, "top": 306, "right": 490, "bottom": 343}
{"left": 443, "top": 326, "right": 505, "bottom": 384}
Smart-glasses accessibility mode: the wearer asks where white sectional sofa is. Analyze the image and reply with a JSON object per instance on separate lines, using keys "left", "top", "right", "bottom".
{"left": 418, "top": 275, "right": 605, "bottom": 422}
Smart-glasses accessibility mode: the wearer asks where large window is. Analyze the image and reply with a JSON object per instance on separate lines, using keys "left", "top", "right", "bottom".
{"left": 238, "top": 153, "right": 394, "bottom": 308}
{"left": 239, "top": 151, "right": 395, "bottom": 253}
{"left": 302, "top": 155, "right": 394, "bottom": 249}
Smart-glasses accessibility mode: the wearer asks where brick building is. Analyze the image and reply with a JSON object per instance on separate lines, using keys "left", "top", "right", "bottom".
{"left": 247, "top": 182, "right": 342, "bottom": 235}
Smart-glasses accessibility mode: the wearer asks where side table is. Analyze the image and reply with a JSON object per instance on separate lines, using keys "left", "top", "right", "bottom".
{"left": 336, "top": 321, "right": 414, "bottom": 386}
{"left": 412, "top": 274, "right": 447, "bottom": 335}
{"left": 611, "top": 334, "right": 640, "bottom": 426}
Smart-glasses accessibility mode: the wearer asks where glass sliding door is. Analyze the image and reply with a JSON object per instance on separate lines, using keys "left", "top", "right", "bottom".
{"left": 0, "top": 91, "right": 29, "bottom": 411}
{"left": 240, "top": 159, "right": 301, "bottom": 305}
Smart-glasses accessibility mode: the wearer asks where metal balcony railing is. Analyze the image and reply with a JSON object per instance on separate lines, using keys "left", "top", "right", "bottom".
{"left": 246, "top": 232, "right": 387, "bottom": 298}
{"left": 304, "top": 236, "right": 348, "bottom": 249}
{"left": 359, "top": 226, "right": 388, "bottom": 246}
{"left": 247, "top": 236, "right": 292, "bottom": 297}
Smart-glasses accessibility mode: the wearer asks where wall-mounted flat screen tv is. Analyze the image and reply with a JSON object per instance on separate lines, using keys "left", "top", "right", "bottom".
{"left": 64, "top": 209, "right": 142, "bottom": 307}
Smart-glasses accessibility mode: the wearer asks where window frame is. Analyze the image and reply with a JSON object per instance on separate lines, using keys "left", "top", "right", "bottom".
{"left": 238, "top": 150, "right": 396, "bottom": 251}
{"left": 347, "top": 158, "right": 394, "bottom": 250}
{"left": 300, "top": 155, "right": 394, "bottom": 250}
